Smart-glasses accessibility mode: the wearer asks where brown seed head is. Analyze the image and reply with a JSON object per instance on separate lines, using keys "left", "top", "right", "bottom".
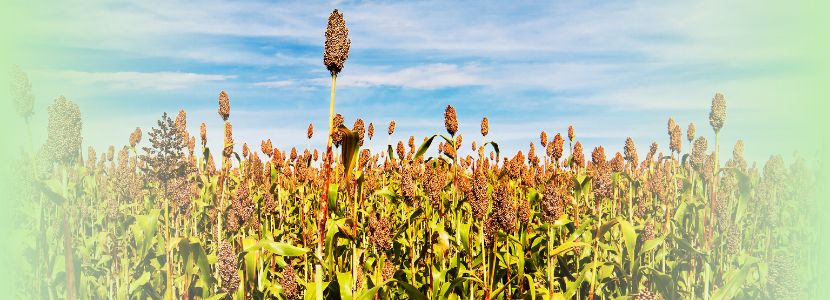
{"left": 281, "top": 264, "right": 298, "bottom": 299}
{"left": 542, "top": 184, "right": 564, "bottom": 223}
{"left": 262, "top": 139, "right": 273, "bottom": 157}
{"left": 691, "top": 136, "right": 708, "bottom": 172}
{"left": 8, "top": 64, "right": 36, "bottom": 120}
{"left": 733, "top": 139, "right": 746, "bottom": 170}
{"left": 444, "top": 105, "right": 458, "bottom": 136}
{"left": 687, "top": 123, "right": 695, "bottom": 142}
{"left": 368, "top": 122, "right": 374, "bottom": 140}
{"left": 624, "top": 137, "right": 638, "bottom": 166}
{"left": 568, "top": 126, "right": 574, "bottom": 142}
{"left": 572, "top": 141, "right": 585, "bottom": 169}
{"left": 388, "top": 120, "right": 395, "bottom": 135}
{"left": 242, "top": 143, "right": 249, "bottom": 157}
{"left": 223, "top": 123, "right": 234, "bottom": 158}
{"left": 46, "top": 95, "right": 83, "bottom": 165}
{"left": 174, "top": 109, "right": 186, "bottom": 133}
{"left": 200, "top": 123, "right": 207, "bottom": 146}
{"left": 408, "top": 135, "right": 415, "bottom": 153}
{"left": 709, "top": 93, "right": 727, "bottom": 134}
{"left": 353, "top": 119, "right": 365, "bottom": 146}
{"left": 481, "top": 117, "right": 489, "bottom": 137}
{"left": 552, "top": 133, "right": 564, "bottom": 162}
{"left": 670, "top": 124, "right": 682, "bottom": 154}
{"left": 324, "top": 9, "right": 351, "bottom": 76}
{"left": 396, "top": 141, "right": 405, "bottom": 160}
{"left": 540, "top": 131, "right": 547, "bottom": 147}
{"left": 308, "top": 123, "right": 313, "bottom": 139}
{"left": 218, "top": 91, "right": 230, "bottom": 121}
{"left": 217, "top": 241, "right": 241, "bottom": 293}
{"left": 611, "top": 151, "right": 625, "bottom": 173}
{"left": 332, "top": 113, "right": 344, "bottom": 147}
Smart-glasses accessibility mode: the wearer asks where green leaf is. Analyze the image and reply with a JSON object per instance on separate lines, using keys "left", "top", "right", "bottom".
{"left": 337, "top": 271, "right": 353, "bottom": 300}
{"left": 637, "top": 234, "right": 668, "bottom": 257}
{"left": 336, "top": 125, "right": 361, "bottom": 184}
{"left": 397, "top": 280, "right": 429, "bottom": 300}
{"left": 129, "top": 272, "right": 151, "bottom": 294}
{"left": 328, "top": 183, "right": 339, "bottom": 212}
{"left": 356, "top": 279, "right": 395, "bottom": 300}
{"left": 414, "top": 135, "right": 439, "bottom": 160}
{"left": 711, "top": 257, "right": 761, "bottom": 300}
{"left": 618, "top": 220, "right": 637, "bottom": 263}
{"left": 724, "top": 167, "right": 751, "bottom": 224}
{"left": 483, "top": 141, "right": 500, "bottom": 157}
{"left": 373, "top": 188, "right": 398, "bottom": 202}
{"left": 30, "top": 179, "right": 67, "bottom": 206}
{"left": 244, "top": 241, "right": 309, "bottom": 256}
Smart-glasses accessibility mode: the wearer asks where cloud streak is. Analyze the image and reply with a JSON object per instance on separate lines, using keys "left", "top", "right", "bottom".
{"left": 31, "top": 70, "right": 237, "bottom": 90}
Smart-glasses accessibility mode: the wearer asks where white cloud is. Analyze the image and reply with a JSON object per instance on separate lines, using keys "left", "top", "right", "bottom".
{"left": 335, "top": 64, "right": 488, "bottom": 89}
{"left": 253, "top": 63, "right": 488, "bottom": 90}
{"left": 31, "top": 70, "right": 237, "bottom": 90}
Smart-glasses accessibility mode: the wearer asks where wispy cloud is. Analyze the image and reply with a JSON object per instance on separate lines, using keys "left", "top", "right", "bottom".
{"left": 254, "top": 63, "right": 488, "bottom": 89}
{"left": 31, "top": 70, "right": 237, "bottom": 90}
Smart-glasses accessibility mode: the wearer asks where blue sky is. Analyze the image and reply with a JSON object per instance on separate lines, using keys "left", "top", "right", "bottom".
{"left": 4, "top": 0, "right": 827, "bottom": 168}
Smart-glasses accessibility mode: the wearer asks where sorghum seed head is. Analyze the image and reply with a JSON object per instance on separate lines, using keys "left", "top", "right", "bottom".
{"left": 324, "top": 9, "right": 351, "bottom": 76}
{"left": 223, "top": 123, "right": 234, "bottom": 158}
{"left": 397, "top": 141, "right": 405, "bottom": 160}
{"left": 174, "top": 109, "right": 186, "bottom": 133}
{"left": 242, "top": 143, "right": 249, "bottom": 157}
{"left": 767, "top": 252, "right": 802, "bottom": 299}
{"left": 611, "top": 152, "right": 625, "bottom": 173}
{"left": 108, "top": 145, "right": 115, "bottom": 162}
{"left": 46, "top": 95, "right": 83, "bottom": 165}
{"left": 727, "top": 223, "right": 741, "bottom": 255}
{"left": 540, "top": 131, "right": 547, "bottom": 147}
{"left": 8, "top": 64, "right": 36, "bottom": 120}
{"left": 353, "top": 119, "right": 365, "bottom": 146}
{"left": 388, "top": 120, "right": 395, "bottom": 135}
{"left": 691, "top": 136, "right": 708, "bottom": 172}
{"left": 687, "top": 123, "right": 695, "bottom": 142}
{"left": 649, "top": 142, "right": 658, "bottom": 159}
{"left": 218, "top": 91, "right": 230, "bottom": 121}
{"left": 444, "top": 105, "right": 458, "bottom": 136}
{"left": 281, "top": 264, "right": 298, "bottom": 299}
{"left": 262, "top": 139, "right": 273, "bottom": 157}
{"left": 624, "top": 137, "right": 638, "bottom": 167}
{"left": 200, "top": 123, "right": 207, "bottom": 146}
{"left": 369, "top": 213, "right": 392, "bottom": 250}
{"left": 382, "top": 260, "right": 396, "bottom": 281}
{"left": 368, "top": 122, "right": 374, "bottom": 140}
{"left": 332, "top": 114, "right": 344, "bottom": 147}
{"left": 634, "top": 288, "right": 663, "bottom": 300}
{"left": 217, "top": 241, "right": 241, "bottom": 293}
{"left": 709, "top": 93, "right": 727, "bottom": 134}
{"left": 552, "top": 133, "right": 564, "bottom": 162}
{"left": 542, "top": 184, "right": 564, "bottom": 223}
{"left": 572, "top": 141, "right": 585, "bottom": 169}
{"left": 481, "top": 117, "right": 489, "bottom": 137}
{"left": 568, "top": 126, "right": 574, "bottom": 142}
{"left": 308, "top": 123, "right": 313, "bottom": 139}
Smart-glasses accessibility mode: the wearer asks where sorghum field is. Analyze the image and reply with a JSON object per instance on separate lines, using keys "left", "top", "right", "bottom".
{"left": 5, "top": 9, "right": 823, "bottom": 300}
